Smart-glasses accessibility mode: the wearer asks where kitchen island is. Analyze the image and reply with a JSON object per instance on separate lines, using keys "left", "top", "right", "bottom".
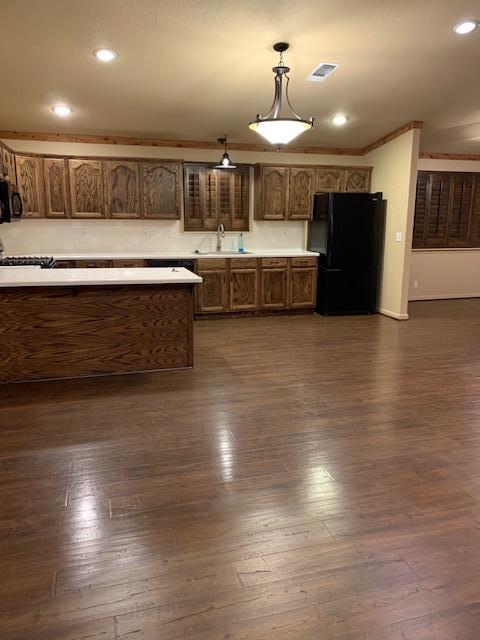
{"left": 0, "top": 267, "right": 202, "bottom": 383}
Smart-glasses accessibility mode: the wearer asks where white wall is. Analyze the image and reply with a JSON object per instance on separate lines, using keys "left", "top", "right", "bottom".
{"left": 365, "top": 129, "right": 420, "bottom": 319}
{"left": 409, "top": 157, "right": 480, "bottom": 301}
{"left": 0, "top": 139, "right": 367, "bottom": 255}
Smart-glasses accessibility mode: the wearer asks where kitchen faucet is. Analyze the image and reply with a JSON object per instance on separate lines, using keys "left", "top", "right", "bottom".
{"left": 216, "top": 223, "right": 225, "bottom": 253}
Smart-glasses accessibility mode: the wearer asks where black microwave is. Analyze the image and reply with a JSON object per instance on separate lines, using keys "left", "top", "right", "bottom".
{"left": 0, "top": 179, "right": 22, "bottom": 223}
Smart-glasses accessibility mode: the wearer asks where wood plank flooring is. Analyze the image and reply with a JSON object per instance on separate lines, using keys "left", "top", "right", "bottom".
{"left": 0, "top": 298, "right": 480, "bottom": 639}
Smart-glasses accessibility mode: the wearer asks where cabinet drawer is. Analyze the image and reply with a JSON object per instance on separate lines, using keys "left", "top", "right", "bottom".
{"left": 196, "top": 258, "right": 227, "bottom": 270}
{"left": 261, "top": 257, "right": 288, "bottom": 268}
{"left": 112, "top": 259, "right": 145, "bottom": 268}
{"left": 230, "top": 257, "right": 258, "bottom": 269}
{"left": 290, "top": 257, "right": 317, "bottom": 268}
{"left": 74, "top": 260, "right": 113, "bottom": 268}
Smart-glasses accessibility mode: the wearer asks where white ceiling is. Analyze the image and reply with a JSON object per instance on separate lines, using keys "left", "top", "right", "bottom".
{"left": 0, "top": 0, "right": 479, "bottom": 153}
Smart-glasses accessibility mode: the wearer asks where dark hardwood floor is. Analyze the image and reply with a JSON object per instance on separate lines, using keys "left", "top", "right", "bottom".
{"left": 1, "top": 299, "right": 480, "bottom": 639}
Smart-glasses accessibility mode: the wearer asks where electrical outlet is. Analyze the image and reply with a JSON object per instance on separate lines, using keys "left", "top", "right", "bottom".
{"left": 167, "top": 228, "right": 176, "bottom": 239}
{"left": 395, "top": 231, "right": 402, "bottom": 242}
{"left": 413, "top": 280, "right": 418, "bottom": 288}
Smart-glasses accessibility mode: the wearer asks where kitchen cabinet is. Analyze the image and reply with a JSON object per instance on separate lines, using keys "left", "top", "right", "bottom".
{"left": 184, "top": 164, "right": 249, "bottom": 231}
{"left": 229, "top": 258, "right": 258, "bottom": 311}
{"left": 1, "top": 147, "right": 16, "bottom": 183}
{"left": 44, "top": 158, "right": 69, "bottom": 218}
{"left": 259, "top": 258, "right": 289, "bottom": 310}
{"left": 111, "top": 259, "right": 146, "bottom": 267}
{"left": 254, "top": 166, "right": 289, "bottom": 220}
{"left": 68, "top": 159, "right": 105, "bottom": 218}
{"left": 104, "top": 161, "right": 141, "bottom": 219}
{"left": 289, "top": 264, "right": 317, "bottom": 308}
{"left": 254, "top": 164, "right": 372, "bottom": 221}
{"left": 316, "top": 167, "right": 345, "bottom": 192}
{"left": 74, "top": 260, "right": 113, "bottom": 268}
{"left": 345, "top": 167, "right": 371, "bottom": 192}
{"left": 413, "top": 171, "right": 480, "bottom": 249}
{"left": 195, "top": 258, "right": 229, "bottom": 313}
{"left": 15, "top": 155, "right": 45, "bottom": 218}
{"left": 288, "top": 168, "right": 315, "bottom": 220}
{"left": 141, "top": 162, "right": 181, "bottom": 219}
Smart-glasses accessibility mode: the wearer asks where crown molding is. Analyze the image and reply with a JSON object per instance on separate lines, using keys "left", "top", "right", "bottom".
{"left": 419, "top": 151, "right": 480, "bottom": 161}
{"left": 362, "top": 121, "right": 424, "bottom": 154}
{"left": 0, "top": 121, "right": 424, "bottom": 157}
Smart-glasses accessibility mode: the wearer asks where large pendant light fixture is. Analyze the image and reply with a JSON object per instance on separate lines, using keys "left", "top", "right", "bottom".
{"left": 214, "top": 135, "right": 237, "bottom": 169}
{"left": 249, "top": 42, "right": 314, "bottom": 146}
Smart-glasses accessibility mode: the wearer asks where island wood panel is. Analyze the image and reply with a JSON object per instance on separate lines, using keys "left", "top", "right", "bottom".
{"left": 0, "top": 284, "right": 193, "bottom": 383}
{"left": 68, "top": 159, "right": 105, "bottom": 218}
{"left": 43, "top": 158, "right": 69, "bottom": 218}
{"left": 104, "top": 161, "right": 141, "bottom": 219}
{"left": 14, "top": 155, "right": 45, "bottom": 217}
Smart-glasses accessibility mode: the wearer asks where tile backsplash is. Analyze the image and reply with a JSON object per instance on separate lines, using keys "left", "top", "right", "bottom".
{"left": 0, "top": 219, "right": 306, "bottom": 255}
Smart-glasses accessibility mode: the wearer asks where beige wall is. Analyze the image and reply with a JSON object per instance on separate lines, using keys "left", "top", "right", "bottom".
{"left": 410, "top": 250, "right": 480, "bottom": 300}
{"left": 365, "top": 129, "right": 420, "bottom": 319}
{"left": 0, "top": 139, "right": 369, "bottom": 255}
{"left": 409, "top": 157, "right": 480, "bottom": 301}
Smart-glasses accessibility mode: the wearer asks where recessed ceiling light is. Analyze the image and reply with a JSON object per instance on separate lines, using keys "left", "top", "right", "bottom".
{"left": 51, "top": 104, "right": 72, "bottom": 117}
{"left": 94, "top": 48, "right": 118, "bottom": 62}
{"left": 331, "top": 114, "right": 348, "bottom": 126}
{"left": 453, "top": 19, "right": 479, "bottom": 34}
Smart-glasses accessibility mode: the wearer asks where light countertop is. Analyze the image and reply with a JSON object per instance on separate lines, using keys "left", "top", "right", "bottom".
{"left": 3, "top": 249, "right": 319, "bottom": 260}
{"left": 0, "top": 267, "right": 202, "bottom": 288}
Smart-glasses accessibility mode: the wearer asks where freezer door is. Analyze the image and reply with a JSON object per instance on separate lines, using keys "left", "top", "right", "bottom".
{"left": 317, "top": 268, "right": 378, "bottom": 315}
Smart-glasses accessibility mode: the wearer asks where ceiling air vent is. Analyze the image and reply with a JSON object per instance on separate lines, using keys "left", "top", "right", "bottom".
{"left": 306, "top": 62, "right": 339, "bottom": 82}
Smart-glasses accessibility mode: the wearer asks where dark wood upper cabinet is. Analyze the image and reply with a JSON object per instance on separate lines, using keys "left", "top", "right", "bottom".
{"left": 315, "top": 166, "right": 345, "bottom": 192}
{"left": 255, "top": 164, "right": 371, "bottom": 221}
{"left": 288, "top": 168, "right": 314, "bottom": 220}
{"left": 141, "top": 162, "right": 181, "bottom": 219}
{"left": 104, "top": 161, "right": 141, "bottom": 219}
{"left": 15, "top": 155, "right": 45, "bottom": 218}
{"left": 413, "top": 171, "right": 480, "bottom": 249}
{"left": 68, "top": 159, "right": 105, "bottom": 218}
{"left": 345, "top": 167, "right": 371, "bottom": 192}
{"left": 184, "top": 164, "right": 249, "bottom": 231}
{"left": 255, "top": 166, "right": 289, "bottom": 220}
{"left": 1, "top": 147, "right": 16, "bottom": 184}
{"left": 44, "top": 158, "right": 69, "bottom": 218}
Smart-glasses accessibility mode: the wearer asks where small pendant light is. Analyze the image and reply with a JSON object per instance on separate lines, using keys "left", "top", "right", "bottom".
{"left": 249, "top": 42, "right": 314, "bottom": 147}
{"left": 214, "top": 135, "right": 237, "bottom": 169}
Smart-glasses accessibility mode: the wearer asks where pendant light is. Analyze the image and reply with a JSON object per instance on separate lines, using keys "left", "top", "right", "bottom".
{"left": 249, "top": 42, "right": 314, "bottom": 146}
{"left": 214, "top": 135, "right": 237, "bottom": 169}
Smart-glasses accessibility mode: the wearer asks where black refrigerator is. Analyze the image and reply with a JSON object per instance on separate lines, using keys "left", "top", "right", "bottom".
{"left": 307, "top": 192, "right": 384, "bottom": 315}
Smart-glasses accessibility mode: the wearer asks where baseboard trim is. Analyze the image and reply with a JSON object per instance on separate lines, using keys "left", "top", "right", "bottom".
{"left": 409, "top": 293, "right": 480, "bottom": 301}
{"left": 378, "top": 307, "right": 409, "bottom": 320}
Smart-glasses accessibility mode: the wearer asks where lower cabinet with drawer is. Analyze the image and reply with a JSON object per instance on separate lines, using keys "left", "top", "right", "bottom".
{"left": 194, "top": 256, "right": 317, "bottom": 317}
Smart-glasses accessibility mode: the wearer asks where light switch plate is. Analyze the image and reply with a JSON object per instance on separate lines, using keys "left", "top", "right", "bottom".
{"left": 395, "top": 231, "right": 402, "bottom": 242}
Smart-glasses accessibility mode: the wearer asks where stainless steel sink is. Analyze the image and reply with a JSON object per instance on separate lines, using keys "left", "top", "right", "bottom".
{"left": 193, "top": 250, "right": 252, "bottom": 255}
